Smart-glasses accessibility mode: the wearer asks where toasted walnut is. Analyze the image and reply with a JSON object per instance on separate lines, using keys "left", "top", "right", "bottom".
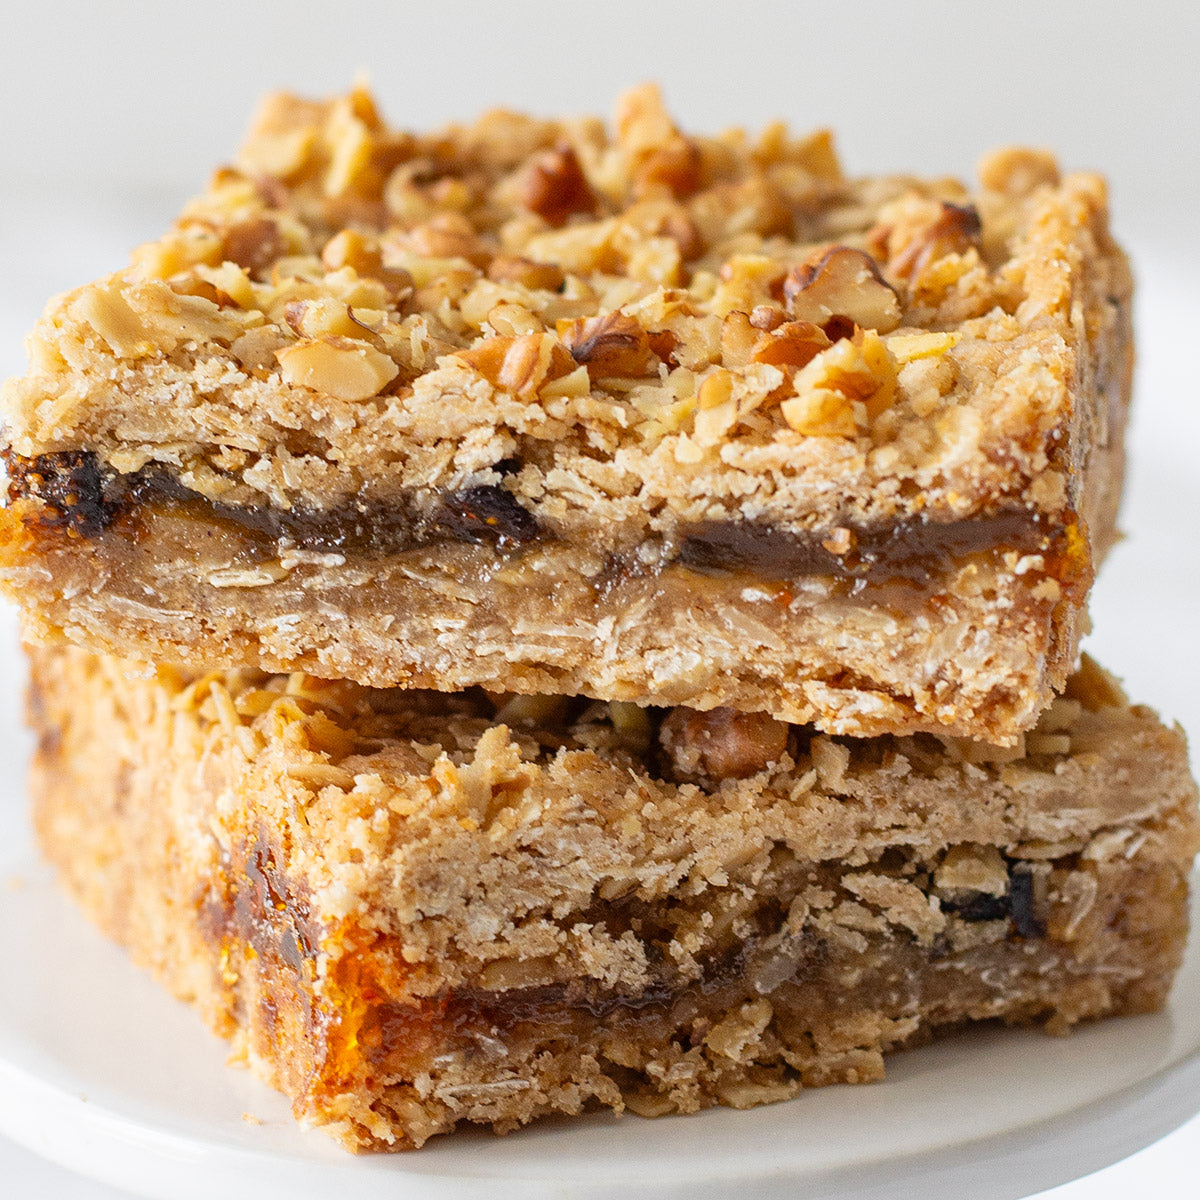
{"left": 778, "top": 389, "right": 856, "bottom": 438}
{"left": 784, "top": 247, "right": 901, "bottom": 333}
{"left": 659, "top": 706, "right": 789, "bottom": 785}
{"left": 457, "top": 332, "right": 575, "bottom": 399}
{"left": 646, "top": 328, "right": 680, "bottom": 366}
{"left": 713, "top": 254, "right": 788, "bottom": 318}
{"left": 283, "top": 297, "right": 386, "bottom": 341}
{"left": 719, "top": 312, "right": 759, "bottom": 367}
{"left": 614, "top": 83, "right": 703, "bottom": 199}
{"left": 276, "top": 336, "right": 399, "bottom": 401}
{"left": 167, "top": 277, "right": 235, "bottom": 308}
{"left": 890, "top": 203, "right": 982, "bottom": 279}
{"left": 405, "top": 214, "right": 493, "bottom": 268}
{"left": 692, "top": 368, "right": 737, "bottom": 445}
{"left": 487, "top": 302, "right": 542, "bottom": 337}
{"left": 618, "top": 197, "right": 703, "bottom": 261}
{"left": 749, "top": 305, "right": 786, "bottom": 332}
{"left": 236, "top": 91, "right": 325, "bottom": 180}
{"left": 71, "top": 280, "right": 247, "bottom": 359}
{"left": 230, "top": 325, "right": 290, "bottom": 371}
{"left": 636, "top": 139, "right": 703, "bottom": 200}
{"left": 518, "top": 143, "right": 595, "bottom": 226}
{"left": 780, "top": 329, "right": 897, "bottom": 436}
{"left": 560, "top": 312, "right": 656, "bottom": 378}
{"left": 320, "top": 93, "right": 379, "bottom": 199}
{"left": 487, "top": 254, "right": 566, "bottom": 291}
{"left": 320, "top": 229, "right": 413, "bottom": 299}
{"left": 749, "top": 320, "right": 831, "bottom": 370}
{"left": 223, "top": 217, "right": 288, "bottom": 277}
{"left": 978, "top": 147, "right": 1061, "bottom": 196}
{"left": 194, "top": 261, "right": 257, "bottom": 309}
{"left": 623, "top": 235, "right": 684, "bottom": 286}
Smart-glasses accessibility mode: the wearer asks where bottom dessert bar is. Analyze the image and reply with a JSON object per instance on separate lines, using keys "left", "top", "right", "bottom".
{"left": 27, "top": 645, "right": 1199, "bottom": 1151}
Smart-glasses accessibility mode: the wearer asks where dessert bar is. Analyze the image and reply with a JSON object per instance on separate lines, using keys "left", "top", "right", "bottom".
{"left": 29, "top": 644, "right": 1197, "bottom": 1150}
{"left": 2, "top": 86, "right": 1132, "bottom": 741}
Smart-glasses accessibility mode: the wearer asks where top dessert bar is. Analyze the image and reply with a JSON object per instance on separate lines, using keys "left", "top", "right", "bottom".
{"left": 0, "top": 85, "right": 1131, "bottom": 742}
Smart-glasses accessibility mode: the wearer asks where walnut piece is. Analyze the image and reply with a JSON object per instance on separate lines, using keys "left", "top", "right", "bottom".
{"left": 560, "top": 312, "right": 656, "bottom": 378}
{"left": 487, "top": 254, "right": 566, "bottom": 292}
{"left": 780, "top": 330, "right": 898, "bottom": 436}
{"left": 978, "top": 146, "right": 1061, "bottom": 195}
{"left": 457, "top": 332, "right": 575, "bottom": 400}
{"left": 276, "top": 336, "right": 399, "bottom": 401}
{"left": 223, "top": 217, "right": 288, "bottom": 277}
{"left": 659, "top": 707, "right": 789, "bottom": 785}
{"left": 615, "top": 83, "right": 703, "bottom": 199}
{"left": 890, "top": 203, "right": 982, "bottom": 280}
{"left": 749, "top": 320, "right": 831, "bottom": 370}
{"left": 518, "top": 144, "right": 595, "bottom": 226}
{"left": 320, "top": 230, "right": 413, "bottom": 299}
{"left": 783, "top": 247, "right": 902, "bottom": 333}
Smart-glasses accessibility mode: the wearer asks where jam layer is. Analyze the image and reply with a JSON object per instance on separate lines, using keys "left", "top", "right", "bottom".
{"left": 6, "top": 449, "right": 1086, "bottom": 593}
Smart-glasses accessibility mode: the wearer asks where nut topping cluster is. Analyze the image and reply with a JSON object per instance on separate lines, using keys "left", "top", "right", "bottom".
{"left": 47, "top": 83, "right": 1061, "bottom": 470}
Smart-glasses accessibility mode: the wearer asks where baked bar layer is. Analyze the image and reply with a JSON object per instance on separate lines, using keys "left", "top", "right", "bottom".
{"left": 1, "top": 86, "right": 1131, "bottom": 740}
{"left": 28, "top": 646, "right": 1198, "bottom": 1150}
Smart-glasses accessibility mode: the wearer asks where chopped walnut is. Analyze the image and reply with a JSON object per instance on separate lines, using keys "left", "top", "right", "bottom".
{"left": 692, "top": 368, "right": 738, "bottom": 446}
{"left": 457, "top": 332, "right": 575, "bottom": 400}
{"left": 223, "top": 218, "right": 288, "bottom": 277}
{"left": 518, "top": 144, "right": 595, "bottom": 226}
{"left": 783, "top": 247, "right": 901, "bottom": 333}
{"left": 659, "top": 707, "right": 789, "bottom": 785}
{"left": 978, "top": 146, "right": 1061, "bottom": 195}
{"left": 487, "top": 254, "right": 566, "bottom": 292}
{"left": 276, "top": 336, "right": 399, "bottom": 401}
{"left": 889, "top": 203, "right": 982, "bottom": 280}
{"left": 320, "top": 230, "right": 413, "bottom": 300}
{"left": 236, "top": 91, "right": 326, "bottom": 180}
{"left": 719, "top": 312, "right": 759, "bottom": 367}
{"left": 619, "top": 197, "right": 703, "bottom": 262}
{"left": 560, "top": 312, "right": 656, "bottom": 378}
{"left": 749, "top": 321, "right": 831, "bottom": 370}
{"left": 614, "top": 83, "right": 703, "bottom": 199}
{"left": 885, "top": 331, "right": 961, "bottom": 364}
{"left": 713, "top": 255, "right": 788, "bottom": 318}
{"left": 404, "top": 215, "right": 493, "bottom": 268}
{"left": 780, "top": 329, "right": 898, "bottom": 436}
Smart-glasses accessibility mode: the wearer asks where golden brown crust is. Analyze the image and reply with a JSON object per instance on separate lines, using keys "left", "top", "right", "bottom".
{"left": 2, "top": 87, "right": 1128, "bottom": 535}
{"left": 27, "top": 644, "right": 1198, "bottom": 1149}
{"left": 0, "top": 87, "right": 1132, "bottom": 738}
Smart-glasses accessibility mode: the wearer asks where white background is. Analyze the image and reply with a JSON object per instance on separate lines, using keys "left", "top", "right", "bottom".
{"left": 1, "top": 2, "right": 1198, "bottom": 1195}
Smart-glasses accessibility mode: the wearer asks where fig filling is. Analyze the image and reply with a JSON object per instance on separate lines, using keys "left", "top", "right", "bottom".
{"left": 5, "top": 449, "right": 1085, "bottom": 596}
{"left": 203, "top": 827, "right": 1060, "bottom": 1077}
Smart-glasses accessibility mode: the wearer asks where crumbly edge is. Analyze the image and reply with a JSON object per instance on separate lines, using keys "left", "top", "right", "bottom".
{"left": 27, "top": 643, "right": 1197, "bottom": 1148}
{"left": 1, "top": 85, "right": 1131, "bottom": 544}
{"left": 7, "top": 524, "right": 1077, "bottom": 740}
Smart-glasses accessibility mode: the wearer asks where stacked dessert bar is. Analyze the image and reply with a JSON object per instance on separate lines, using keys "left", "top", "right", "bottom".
{"left": 2, "top": 85, "right": 1196, "bottom": 1151}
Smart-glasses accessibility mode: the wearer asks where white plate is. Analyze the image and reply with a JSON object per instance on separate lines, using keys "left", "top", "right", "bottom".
{"left": 0, "top": 231, "right": 1198, "bottom": 1200}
